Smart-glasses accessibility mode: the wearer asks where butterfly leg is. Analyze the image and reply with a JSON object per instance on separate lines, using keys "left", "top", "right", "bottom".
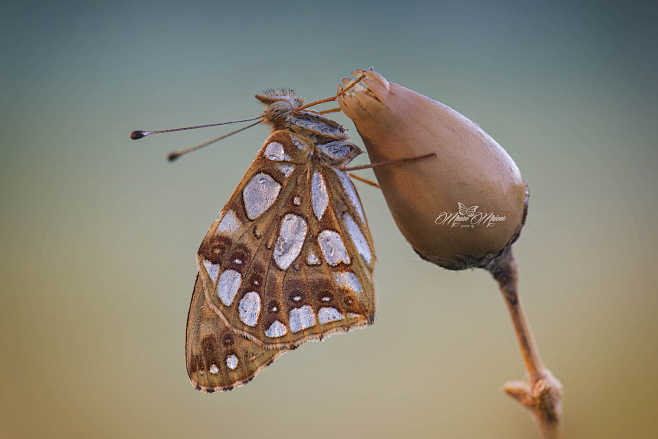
{"left": 317, "top": 107, "right": 342, "bottom": 114}
{"left": 349, "top": 173, "right": 381, "bottom": 189}
{"left": 302, "top": 107, "right": 341, "bottom": 116}
{"left": 341, "top": 152, "right": 437, "bottom": 172}
{"left": 295, "top": 74, "right": 366, "bottom": 112}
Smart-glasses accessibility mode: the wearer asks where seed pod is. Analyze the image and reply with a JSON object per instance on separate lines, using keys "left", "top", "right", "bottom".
{"left": 338, "top": 69, "right": 528, "bottom": 270}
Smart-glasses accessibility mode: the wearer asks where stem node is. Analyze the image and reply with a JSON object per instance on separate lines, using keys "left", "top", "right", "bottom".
{"left": 488, "top": 247, "right": 563, "bottom": 438}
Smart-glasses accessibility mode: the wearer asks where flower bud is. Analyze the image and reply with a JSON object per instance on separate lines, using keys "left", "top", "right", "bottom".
{"left": 338, "top": 69, "right": 528, "bottom": 269}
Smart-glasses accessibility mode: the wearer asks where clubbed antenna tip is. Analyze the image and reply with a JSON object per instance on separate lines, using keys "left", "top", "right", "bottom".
{"left": 131, "top": 130, "right": 150, "bottom": 140}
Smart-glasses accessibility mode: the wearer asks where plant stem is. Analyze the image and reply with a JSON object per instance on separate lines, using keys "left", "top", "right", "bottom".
{"left": 487, "top": 247, "right": 563, "bottom": 439}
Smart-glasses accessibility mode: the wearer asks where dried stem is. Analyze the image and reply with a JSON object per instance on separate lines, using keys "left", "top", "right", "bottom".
{"left": 487, "top": 247, "right": 563, "bottom": 438}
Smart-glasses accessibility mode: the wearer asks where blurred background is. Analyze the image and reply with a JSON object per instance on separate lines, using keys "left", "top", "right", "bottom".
{"left": 2, "top": 0, "right": 656, "bottom": 437}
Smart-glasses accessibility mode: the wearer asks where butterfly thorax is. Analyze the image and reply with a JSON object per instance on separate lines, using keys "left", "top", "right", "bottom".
{"left": 262, "top": 129, "right": 362, "bottom": 171}
{"left": 255, "top": 89, "right": 349, "bottom": 144}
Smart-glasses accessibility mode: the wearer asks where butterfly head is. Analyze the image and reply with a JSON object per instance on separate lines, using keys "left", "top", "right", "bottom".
{"left": 255, "top": 89, "right": 304, "bottom": 124}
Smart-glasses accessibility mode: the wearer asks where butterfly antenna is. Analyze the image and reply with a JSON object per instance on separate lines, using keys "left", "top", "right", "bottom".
{"left": 130, "top": 115, "right": 264, "bottom": 140}
{"left": 167, "top": 119, "right": 263, "bottom": 161}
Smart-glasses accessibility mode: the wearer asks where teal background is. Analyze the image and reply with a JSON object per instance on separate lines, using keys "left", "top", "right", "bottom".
{"left": 2, "top": 1, "right": 657, "bottom": 437}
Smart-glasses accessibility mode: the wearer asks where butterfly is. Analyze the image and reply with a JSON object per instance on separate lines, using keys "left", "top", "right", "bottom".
{"left": 184, "top": 89, "right": 376, "bottom": 392}
{"left": 456, "top": 202, "right": 478, "bottom": 218}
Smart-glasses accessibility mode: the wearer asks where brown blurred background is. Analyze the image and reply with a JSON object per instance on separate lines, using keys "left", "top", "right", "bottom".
{"left": 2, "top": 1, "right": 657, "bottom": 438}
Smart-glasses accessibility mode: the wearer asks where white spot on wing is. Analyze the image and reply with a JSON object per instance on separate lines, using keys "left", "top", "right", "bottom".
{"left": 289, "top": 305, "right": 316, "bottom": 333}
{"left": 264, "top": 141, "right": 289, "bottom": 161}
{"left": 291, "top": 136, "right": 307, "bottom": 151}
{"left": 238, "top": 291, "right": 261, "bottom": 327}
{"left": 293, "top": 196, "right": 301, "bottom": 206}
{"left": 217, "top": 209, "right": 241, "bottom": 234}
{"left": 209, "top": 364, "right": 219, "bottom": 375}
{"left": 332, "top": 271, "right": 363, "bottom": 293}
{"left": 218, "top": 269, "right": 241, "bottom": 306}
{"left": 273, "top": 214, "right": 307, "bottom": 270}
{"left": 311, "top": 171, "right": 329, "bottom": 220}
{"left": 306, "top": 251, "right": 320, "bottom": 265}
{"left": 334, "top": 169, "right": 365, "bottom": 223}
{"left": 342, "top": 213, "right": 372, "bottom": 266}
{"left": 265, "top": 320, "right": 287, "bottom": 338}
{"left": 202, "top": 259, "right": 220, "bottom": 283}
{"left": 243, "top": 173, "right": 281, "bottom": 220}
{"left": 318, "top": 307, "right": 344, "bottom": 324}
{"left": 318, "top": 230, "right": 350, "bottom": 266}
{"left": 276, "top": 163, "right": 295, "bottom": 177}
{"left": 226, "top": 354, "right": 238, "bottom": 370}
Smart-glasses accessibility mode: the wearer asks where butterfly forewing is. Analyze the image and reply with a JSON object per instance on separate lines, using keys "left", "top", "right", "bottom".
{"left": 194, "top": 131, "right": 375, "bottom": 352}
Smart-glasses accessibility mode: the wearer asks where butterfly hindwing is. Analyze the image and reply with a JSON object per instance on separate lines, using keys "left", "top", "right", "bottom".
{"left": 185, "top": 274, "right": 285, "bottom": 392}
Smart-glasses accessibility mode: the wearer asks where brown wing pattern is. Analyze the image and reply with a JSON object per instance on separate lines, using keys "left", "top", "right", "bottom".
{"left": 188, "top": 129, "right": 376, "bottom": 389}
{"left": 251, "top": 159, "right": 376, "bottom": 349}
{"left": 195, "top": 131, "right": 309, "bottom": 344}
{"left": 185, "top": 274, "right": 284, "bottom": 392}
{"left": 318, "top": 164, "right": 376, "bottom": 317}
